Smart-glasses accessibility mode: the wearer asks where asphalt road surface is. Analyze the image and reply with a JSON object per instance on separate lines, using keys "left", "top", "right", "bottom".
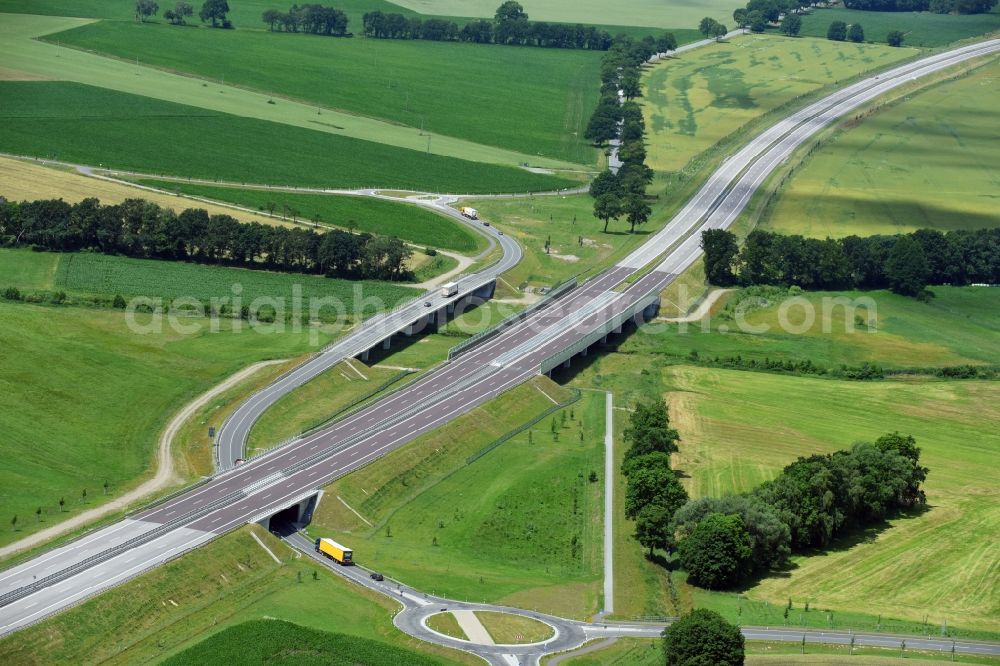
{"left": 1, "top": 37, "right": 998, "bottom": 642}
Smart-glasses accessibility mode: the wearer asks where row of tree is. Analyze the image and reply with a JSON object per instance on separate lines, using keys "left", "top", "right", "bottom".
{"left": 674, "top": 432, "right": 928, "bottom": 589}
{"left": 827, "top": 20, "right": 866, "bottom": 42}
{"left": 261, "top": 4, "right": 349, "bottom": 35}
{"left": 135, "top": 0, "right": 231, "bottom": 27}
{"left": 621, "top": 401, "right": 690, "bottom": 556}
{"left": 701, "top": 227, "right": 1000, "bottom": 296}
{"left": 844, "top": 0, "right": 997, "bottom": 13}
{"left": 361, "top": 2, "right": 615, "bottom": 50}
{"left": 585, "top": 35, "right": 667, "bottom": 234}
{"left": 0, "top": 197, "right": 413, "bottom": 281}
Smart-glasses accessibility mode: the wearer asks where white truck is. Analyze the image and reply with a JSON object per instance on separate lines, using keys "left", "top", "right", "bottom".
{"left": 460, "top": 206, "right": 478, "bottom": 220}
{"left": 441, "top": 282, "right": 458, "bottom": 297}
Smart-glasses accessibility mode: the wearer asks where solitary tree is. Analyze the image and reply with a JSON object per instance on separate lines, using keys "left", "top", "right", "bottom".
{"left": 199, "top": 0, "right": 230, "bottom": 27}
{"left": 135, "top": 0, "right": 159, "bottom": 22}
{"left": 663, "top": 608, "right": 745, "bottom": 666}
{"left": 780, "top": 14, "right": 802, "bottom": 36}
{"left": 699, "top": 17, "right": 721, "bottom": 39}
{"left": 848, "top": 23, "right": 865, "bottom": 43}
{"left": 624, "top": 193, "right": 650, "bottom": 234}
{"left": 58, "top": 497, "right": 65, "bottom": 512}
{"left": 11, "top": 515, "right": 17, "bottom": 532}
{"left": 593, "top": 193, "right": 623, "bottom": 233}
{"left": 887, "top": 29, "right": 905, "bottom": 47}
{"left": 827, "top": 20, "right": 847, "bottom": 41}
{"left": 713, "top": 22, "right": 728, "bottom": 40}
{"left": 36, "top": 506, "right": 42, "bottom": 522}
{"left": 494, "top": 0, "right": 527, "bottom": 23}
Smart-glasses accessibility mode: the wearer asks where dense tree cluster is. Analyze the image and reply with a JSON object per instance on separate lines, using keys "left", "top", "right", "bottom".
{"left": 620, "top": 400, "right": 689, "bottom": 555}
{"left": 262, "top": 4, "right": 349, "bottom": 35}
{"left": 698, "top": 16, "right": 729, "bottom": 40}
{"left": 163, "top": 1, "right": 194, "bottom": 24}
{"left": 701, "top": 227, "right": 1000, "bottom": 297}
{"left": 672, "top": 433, "right": 928, "bottom": 589}
{"left": 361, "top": 2, "right": 614, "bottom": 49}
{"left": 663, "top": 609, "right": 745, "bottom": 666}
{"left": 0, "top": 196, "right": 413, "bottom": 281}
{"left": 844, "top": 0, "right": 997, "bottom": 12}
{"left": 199, "top": 0, "right": 231, "bottom": 28}
{"left": 733, "top": 0, "right": 811, "bottom": 33}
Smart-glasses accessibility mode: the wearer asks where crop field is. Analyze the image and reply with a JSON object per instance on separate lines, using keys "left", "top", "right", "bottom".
{"left": 0, "top": 526, "right": 476, "bottom": 664}
{"left": 624, "top": 286, "right": 1000, "bottom": 369}
{"left": 0, "top": 303, "right": 331, "bottom": 549}
{"left": 247, "top": 361, "right": 406, "bottom": 456}
{"left": 798, "top": 7, "right": 1000, "bottom": 47}
{"left": 643, "top": 35, "right": 915, "bottom": 172}
{"left": 163, "top": 619, "right": 444, "bottom": 666}
{"left": 310, "top": 380, "right": 604, "bottom": 618}
{"left": 0, "top": 81, "right": 575, "bottom": 193}
{"left": 660, "top": 366, "right": 1000, "bottom": 632}
{"left": 0, "top": 14, "right": 570, "bottom": 171}
{"left": 47, "top": 18, "right": 602, "bottom": 164}
{"left": 390, "top": 0, "right": 739, "bottom": 29}
{"left": 132, "top": 180, "right": 485, "bottom": 253}
{"left": 762, "top": 59, "right": 1000, "bottom": 238}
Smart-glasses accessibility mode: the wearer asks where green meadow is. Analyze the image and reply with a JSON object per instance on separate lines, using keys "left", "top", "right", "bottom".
{"left": 132, "top": 180, "right": 485, "bottom": 253}
{"left": 0, "top": 81, "right": 574, "bottom": 192}
{"left": 0, "top": 303, "right": 332, "bottom": 548}
{"left": 762, "top": 59, "right": 1000, "bottom": 238}
{"left": 642, "top": 35, "right": 915, "bottom": 172}
{"left": 47, "top": 18, "right": 602, "bottom": 164}
{"left": 310, "top": 380, "right": 605, "bottom": 619}
{"left": 797, "top": 7, "right": 1000, "bottom": 47}
{"left": 0, "top": 526, "right": 475, "bottom": 664}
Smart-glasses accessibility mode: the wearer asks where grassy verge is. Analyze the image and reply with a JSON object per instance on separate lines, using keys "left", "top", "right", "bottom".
{"left": 759, "top": 57, "right": 1000, "bottom": 237}
{"left": 426, "top": 612, "right": 468, "bottom": 641}
{"left": 0, "top": 525, "right": 476, "bottom": 664}
{"left": 0, "top": 301, "right": 331, "bottom": 549}
{"left": 129, "top": 180, "right": 486, "bottom": 253}
{"left": 308, "top": 379, "right": 604, "bottom": 618}
{"left": 476, "top": 611, "right": 554, "bottom": 645}
{"left": 0, "top": 81, "right": 576, "bottom": 193}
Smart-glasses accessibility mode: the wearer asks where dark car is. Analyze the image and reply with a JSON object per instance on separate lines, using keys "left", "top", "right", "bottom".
{"left": 370, "top": 572, "right": 384, "bottom": 581}
{"left": 424, "top": 301, "right": 432, "bottom": 307}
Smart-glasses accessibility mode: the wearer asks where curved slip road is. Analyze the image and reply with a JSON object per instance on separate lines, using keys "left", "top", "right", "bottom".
{"left": 1, "top": 38, "right": 998, "bottom": 640}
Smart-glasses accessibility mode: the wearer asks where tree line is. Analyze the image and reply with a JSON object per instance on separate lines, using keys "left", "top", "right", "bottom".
{"left": 586, "top": 34, "right": 672, "bottom": 233}
{"left": 732, "top": 0, "right": 808, "bottom": 35}
{"left": 361, "top": 1, "right": 615, "bottom": 49}
{"left": 135, "top": 0, "right": 231, "bottom": 28}
{"left": 701, "top": 227, "right": 1000, "bottom": 297}
{"left": 675, "top": 432, "right": 928, "bottom": 589}
{"left": 0, "top": 196, "right": 414, "bottom": 282}
{"left": 261, "top": 4, "right": 349, "bottom": 35}
{"left": 844, "top": 0, "right": 996, "bottom": 13}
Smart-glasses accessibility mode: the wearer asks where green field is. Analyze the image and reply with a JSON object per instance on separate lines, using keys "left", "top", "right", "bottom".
{"left": 0, "top": 81, "right": 574, "bottom": 193}
{"left": 46, "top": 18, "right": 601, "bottom": 164}
{"left": 625, "top": 286, "right": 1000, "bottom": 369}
{"left": 389, "top": 0, "right": 739, "bottom": 29}
{"left": 663, "top": 366, "right": 1000, "bottom": 632}
{"left": 0, "top": 248, "right": 417, "bottom": 317}
{"left": 475, "top": 611, "right": 554, "bottom": 644}
{"left": 247, "top": 361, "right": 406, "bottom": 456}
{"left": 0, "top": 303, "right": 332, "bottom": 548}
{"left": 0, "top": 526, "right": 475, "bottom": 664}
{"left": 762, "top": 59, "right": 1000, "bottom": 238}
{"left": 798, "top": 7, "right": 1000, "bottom": 47}
{"left": 643, "top": 34, "right": 916, "bottom": 172}
{"left": 309, "top": 379, "right": 604, "bottom": 618}
{"left": 131, "top": 180, "right": 485, "bottom": 253}
{"left": 163, "top": 619, "right": 444, "bottom": 666}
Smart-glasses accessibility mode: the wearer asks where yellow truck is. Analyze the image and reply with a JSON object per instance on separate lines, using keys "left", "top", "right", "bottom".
{"left": 315, "top": 537, "right": 353, "bottom": 565}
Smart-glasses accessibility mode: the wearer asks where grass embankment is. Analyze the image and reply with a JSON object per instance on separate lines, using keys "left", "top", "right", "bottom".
{"left": 46, "top": 19, "right": 601, "bottom": 164}
{"left": 0, "top": 81, "right": 576, "bottom": 193}
{"left": 475, "top": 611, "right": 554, "bottom": 644}
{"left": 129, "top": 180, "right": 486, "bottom": 253}
{"left": 0, "top": 526, "right": 476, "bottom": 665}
{"left": 642, "top": 35, "right": 915, "bottom": 173}
{"left": 797, "top": 6, "right": 1000, "bottom": 47}
{"left": 761, "top": 59, "right": 1000, "bottom": 237}
{"left": 0, "top": 301, "right": 330, "bottom": 548}
{"left": 0, "top": 248, "right": 417, "bottom": 318}
{"left": 426, "top": 613, "right": 468, "bottom": 641}
{"left": 626, "top": 286, "right": 1000, "bottom": 368}
{"left": 162, "top": 619, "right": 445, "bottom": 666}
{"left": 246, "top": 361, "right": 407, "bottom": 457}
{"left": 309, "top": 379, "right": 604, "bottom": 618}
{"left": 551, "top": 637, "right": 1000, "bottom": 665}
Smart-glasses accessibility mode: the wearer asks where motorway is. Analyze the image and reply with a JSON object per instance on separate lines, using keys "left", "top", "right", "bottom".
{"left": 1, "top": 37, "right": 998, "bottom": 649}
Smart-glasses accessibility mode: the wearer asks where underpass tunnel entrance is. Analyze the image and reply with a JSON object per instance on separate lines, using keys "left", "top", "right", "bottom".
{"left": 259, "top": 492, "right": 321, "bottom": 537}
